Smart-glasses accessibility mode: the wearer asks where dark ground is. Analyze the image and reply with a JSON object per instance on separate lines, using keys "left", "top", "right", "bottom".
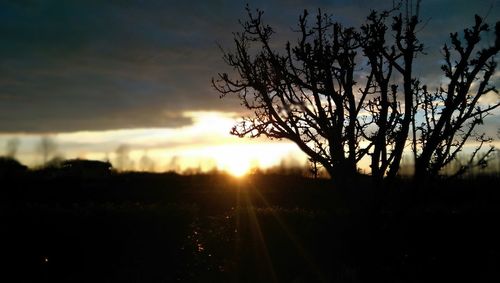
{"left": 1, "top": 171, "right": 499, "bottom": 282}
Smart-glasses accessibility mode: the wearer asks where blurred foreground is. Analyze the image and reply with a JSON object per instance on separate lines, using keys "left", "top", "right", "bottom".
{"left": 1, "top": 170, "right": 499, "bottom": 282}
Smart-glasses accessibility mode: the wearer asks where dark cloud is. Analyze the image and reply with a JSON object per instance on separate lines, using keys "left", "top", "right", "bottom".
{"left": 0, "top": 0, "right": 498, "bottom": 133}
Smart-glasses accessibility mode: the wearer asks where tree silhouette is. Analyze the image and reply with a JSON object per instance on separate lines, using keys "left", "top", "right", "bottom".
{"left": 114, "top": 144, "right": 133, "bottom": 171}
{"left": 214, "top": 3, "right": 498, "bottom": 183}
{"left": 5, "top": 138, "right": 20, "bottom": 159}
{"left": 214, "top": 7, "right": 377, "bottom": 183}
{"left": 413, "top": 16, "right": 499, "bottom": 179}
{"left": 36, "top": 136, "right": 58, "bottom": 165}
{"left": 360, "top": 6, "right": 424, "bottom": 181}
{"left": 139, "top": 150, "right": 156, "bottom": 172}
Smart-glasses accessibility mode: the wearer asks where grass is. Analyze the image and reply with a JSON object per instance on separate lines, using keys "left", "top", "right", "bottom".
{"left": 1, "top": 172, "right": 499, "bottom": 282}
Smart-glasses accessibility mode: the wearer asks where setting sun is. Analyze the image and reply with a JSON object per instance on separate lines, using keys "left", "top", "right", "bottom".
{"left": 224, "top": 160, "right": 251, "bottom": 177}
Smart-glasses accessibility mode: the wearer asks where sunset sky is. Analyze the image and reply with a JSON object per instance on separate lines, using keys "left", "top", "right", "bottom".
{"left": 0, "top": 0, "right": 498, "bottom": 174}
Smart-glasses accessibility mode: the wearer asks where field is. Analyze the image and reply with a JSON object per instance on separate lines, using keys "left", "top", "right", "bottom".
{"left": 1, "top": 172, "right": 499, "bottom": 282}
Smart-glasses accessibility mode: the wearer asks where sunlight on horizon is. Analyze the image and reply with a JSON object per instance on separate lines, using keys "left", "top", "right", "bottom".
{"left": 1, "top": 110, "right": 497, "bottom": 175}
{"left": 0, "top": 111, "right": 308, "bottom": 173}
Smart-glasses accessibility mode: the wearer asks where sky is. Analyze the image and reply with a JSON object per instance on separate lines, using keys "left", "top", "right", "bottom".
{"left": 0, "top": 0, "right": 499, "bottom": 173}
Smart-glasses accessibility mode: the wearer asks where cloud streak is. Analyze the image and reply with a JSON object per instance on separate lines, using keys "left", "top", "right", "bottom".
{"left": 0, "top": 0, "right": 498, "bottom": 133}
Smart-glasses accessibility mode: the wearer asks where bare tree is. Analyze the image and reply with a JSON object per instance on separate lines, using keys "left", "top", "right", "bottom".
{"left": 213, "top": 7, "right": 379, "bottom": 183}
{"left": 214, "top": 4, "right": 498, "bottom": 183}
{"left": 359, "top": 4, "right": 423, "bottom": 181}
{"left": 36, "top": 136, "right": 58, "bottom": 165}
{"left": 139, "top": 151, "right": 156, "bottom": 172}
{"left": 114, "top": 144, "right": 133, "bottom": 171}
{"left": 5, "top": 138, "right": 20, "bottom": 159}
{"left": 168, "top": 155, "right": 180, "bottom": 172}
{"left": 213, "top": 4, "right": 424, "bottom": 183}
{"left": 414, "top": 16, "right": 499, "bottom": 180}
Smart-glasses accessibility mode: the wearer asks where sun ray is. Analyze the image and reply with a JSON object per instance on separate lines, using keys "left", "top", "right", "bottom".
{"left": 240, "top": 181, "right": 278, "bottom": 281}
{"left": 247, "top": 179, "right": 327, "bottom": 282}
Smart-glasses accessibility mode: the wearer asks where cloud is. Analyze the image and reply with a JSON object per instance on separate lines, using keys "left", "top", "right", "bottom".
{"left": 0, "top": 0, "right": 498, "bottom": 133}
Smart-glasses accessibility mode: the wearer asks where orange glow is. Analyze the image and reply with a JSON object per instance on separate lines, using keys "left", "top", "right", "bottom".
{"left": 3, "top": 111, "right": 309, "bottom": 172}
{"left": 220, "top": 158, "right": 251, "bottom": 177}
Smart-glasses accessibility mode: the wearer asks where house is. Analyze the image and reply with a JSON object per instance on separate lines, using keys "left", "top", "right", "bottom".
{"left": 0, "top": 157, "right": 28, "bottom": 179}
{"left": 61, "top": 159, "right": 112, "bottom": 179}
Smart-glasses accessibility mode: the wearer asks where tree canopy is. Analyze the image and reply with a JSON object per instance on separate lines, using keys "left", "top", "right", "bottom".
{"left": 214, "top": 3, "right": 499, "bottom": 183}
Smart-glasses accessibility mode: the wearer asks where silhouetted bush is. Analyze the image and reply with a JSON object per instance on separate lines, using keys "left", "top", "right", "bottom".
{"left": 0, "top": 156, "right": 27, "bottom": 179}
{"left": 60, "top": 159, "right": 112, "bottom": 179}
